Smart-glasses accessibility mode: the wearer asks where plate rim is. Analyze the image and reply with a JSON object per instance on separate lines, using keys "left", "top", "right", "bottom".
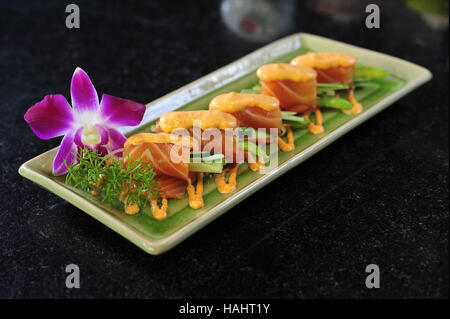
{"left": 18, "top": 32, "right": 432, "bottom": 255}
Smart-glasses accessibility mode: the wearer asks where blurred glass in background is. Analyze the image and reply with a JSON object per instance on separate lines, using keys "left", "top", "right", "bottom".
{"left": 221, "top": 0, "right": 296, "bottom": 42}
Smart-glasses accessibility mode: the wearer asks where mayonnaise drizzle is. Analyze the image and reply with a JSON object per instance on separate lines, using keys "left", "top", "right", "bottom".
{"left": 187, "top": 172, "right": 204, "bottom": 209}
{"left": 246, "top": 152, "right": 265, "bottom": 172}
{"left": 215, "top": 164, "right": 238, "bottom": 193}
{"left": 151, "top": 197, "right": 168, "bottom": 220}
{"left": 343, "top": 90, "right": 363, "bottom": 115}
{"left": 277, "top": 124, "right": 295, "bottom": 152}
{"left": 305, "top": 109, "right": 324, "bottom": 134}
{"left": 124, "top": 198, "right": 140, "bottom": 215}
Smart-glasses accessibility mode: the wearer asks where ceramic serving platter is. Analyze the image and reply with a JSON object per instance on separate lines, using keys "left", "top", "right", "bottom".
{"left": 19, "top": 33, "right": 432, "bottom": 255}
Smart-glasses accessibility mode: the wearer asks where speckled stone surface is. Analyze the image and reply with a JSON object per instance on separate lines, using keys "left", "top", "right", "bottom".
{"left": 0, "top": 0, "right": 448, "bottom": 298}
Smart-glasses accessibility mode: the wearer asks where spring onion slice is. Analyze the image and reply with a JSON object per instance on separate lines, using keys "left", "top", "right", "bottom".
{"left": 190, "top": 152, "right": 225, "bottom": 163}
{"left": 252, "top": 83, "right": 262, "bottom": 91}
{"left": 189, "top": 162, "right": 224, "bottom": 173}
{"left": 281, "top": 111, "right": 296, "bottom": 116}
{"left": 239, "top": 83, "right": 262, "bottom": 95}
{"left": 316, "top": 82, "right": 349, "bottom": 90}
{"left": 317, "top": 96, "right": 353, "bottom": 110}
{"left": 240, "top": 89, "right": 260, "bottom": 94}
{"left": 317, "top": 88, "right": 337, "bottom": 96}
{"left": 239, "top": 141, "right": 269, "bottom": 163}
{"left": 189, "top": 152, "right": 226, "bottom": 173}
{"left": 281, "top": 112, "right": 311, "bottom": 126}
{"left": 353, "top": 65, "right": 389, "bottom": 82}
{"left": 237, "top": 126, "right": 274, "bottom": 139}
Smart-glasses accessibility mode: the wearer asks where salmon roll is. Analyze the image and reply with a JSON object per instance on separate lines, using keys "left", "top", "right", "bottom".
{"left": 290, "top": 52, "right": 357, "bottom": 84}
{"left": 124, "top": 135, "right": 191, "bottom": 181}
{"left": 256, "top": 63, "right": 317, "bottom": 114}
{"left": 155, "top": 121, "right": 238, "bottom": 162}
{"left": 209, "top": 92, "right": 282, "bottom": 132}
{"left": 291, "top": 52, "right": 362, "bottom": 114}
{"left": 157, "top": 110, "right": 239, "bottom": 163}
{"left": 124, "top": 132, "right": 204, "bottom": 217}
{"left": 209, "top": 92, "right": 295, "bottom": 153}
{"left": 157, "top": 110, "right": 257, "bottom": 193}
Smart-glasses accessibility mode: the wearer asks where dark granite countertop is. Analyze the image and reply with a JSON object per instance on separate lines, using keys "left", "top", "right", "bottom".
{"left": 0, "top": 0, "right": 448, "bottom": 298}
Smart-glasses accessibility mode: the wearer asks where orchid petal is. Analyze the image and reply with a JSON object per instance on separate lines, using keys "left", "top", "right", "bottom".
{"left": 71, "top": 67, "right": 99, "bottom": 114}
{"left": 74, "top": 127, "right": 84, "bottom": 148}
{"left": 52, "top": 131, "right": 78, "bottom": 176}
{"left": 105, "top": 128, "right": 127, "bottom": 156}
{"left": 100, "top": 94, "right": 146, "bottom": 127}
{"left": 96, "top": 124, "right": 109, "bottom": 145}
{"left": 97, "top": 146, "right": 108, "bottom": 157}
{"left": 24, "top": 95, "right": 74, "bottom": 139}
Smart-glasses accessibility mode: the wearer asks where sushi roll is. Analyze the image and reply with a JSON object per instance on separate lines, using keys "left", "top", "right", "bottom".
{"left": 209, "top": 92, "right": 295, "bottom": 152}
{"left": 291, "top": 52, "right": 357, "bottom": 84}
{"left": 257, "top": 63, "right": 324, "bottom": 134}
{"left": 209, "top": 92, "right": 282, "bottom": 132}
{"left": 256, "top": 63, "right": 317, "bottom": 114}
{"left": 157, "top": 110, "right": 246, "bottom": 193}
{"left": 291, "top": 52, "right": 362, "bottom": 114}
{"left": 157, "top": 110, "right": 239, "bottom": 163}
{"left": 124, "top": 132, "right": 203, "bottom": 219}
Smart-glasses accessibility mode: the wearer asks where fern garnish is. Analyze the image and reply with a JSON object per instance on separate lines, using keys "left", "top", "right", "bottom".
{"left": 65, "top": 148, "right": 161, "bottom": 209}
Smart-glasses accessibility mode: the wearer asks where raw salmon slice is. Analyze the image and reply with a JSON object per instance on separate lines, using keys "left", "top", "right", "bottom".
{"left": 186, "top": 128, "right": 239, "bottom": 163}
{"left": 261, "top": 79, "right": 317, "bottom": 114}
{"left": 290, "top": 52, "right": 356, "bottom": 84}
{"left": 124, "top": 142, "right": 190, "bottom": 181}
{"left": 316, "top": 65, "right": 355, "bottom": 84}
{"left": 232, "top": 106, "right": 282, "bottom": 131}
{"left": 153, "top": 175, "right": 187, "bottom": 199}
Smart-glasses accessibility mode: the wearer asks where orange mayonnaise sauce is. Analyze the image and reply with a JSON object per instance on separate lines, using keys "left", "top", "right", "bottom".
{"left": 246, "top": 152, "right": 265, "bottom": 172}
{"left": 209, "top": 92, "right": 279, "bottom": 112}
{"left": 343, "top": 90, "right": 363, "bottom": 115}
{"left": 159, "top": 110, "right": 237, "bottom": 132}
{"left": 256, "top": 63, "right": 317, "bottom": 83}
{"left": 123, "top": 198, "right": 140, "bottom": 215}
{"left": 151, "top": 197, "right": 168, "bottom": 220}
{"left": 277, "top": 124, "right": 295, "bottom": 152}
{"left": 305, "top": 109, "right": 324, "bottom": 135}
{"left": 187, "top": 172, "right": 204, "bottom": 209}
{"left": 215, "top": 164, "right": 238, "bottom": 194}
{"left": 124, "top": 132, "right": 194, "bottom": 149}
{"left": 291, "top": 52, "right": 357, "bottom": 69}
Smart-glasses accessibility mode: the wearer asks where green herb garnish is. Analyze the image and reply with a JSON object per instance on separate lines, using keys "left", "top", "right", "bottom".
{"left": 65, "top": 148, "right": 161, "bottom": 208}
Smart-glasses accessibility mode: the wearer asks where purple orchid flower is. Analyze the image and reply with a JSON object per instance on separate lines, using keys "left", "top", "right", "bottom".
{"left": 24, "top": 67, "right": 146, "bottom": 176}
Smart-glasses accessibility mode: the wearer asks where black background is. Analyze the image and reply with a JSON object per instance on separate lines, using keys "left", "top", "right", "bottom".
{"left": 0, "top": 0, "right": 448, "bottom": 298}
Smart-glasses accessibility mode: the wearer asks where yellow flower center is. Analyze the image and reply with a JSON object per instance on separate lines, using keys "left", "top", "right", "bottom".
{"left": 81, "top": 125, "right": 101, "bottom": 147}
